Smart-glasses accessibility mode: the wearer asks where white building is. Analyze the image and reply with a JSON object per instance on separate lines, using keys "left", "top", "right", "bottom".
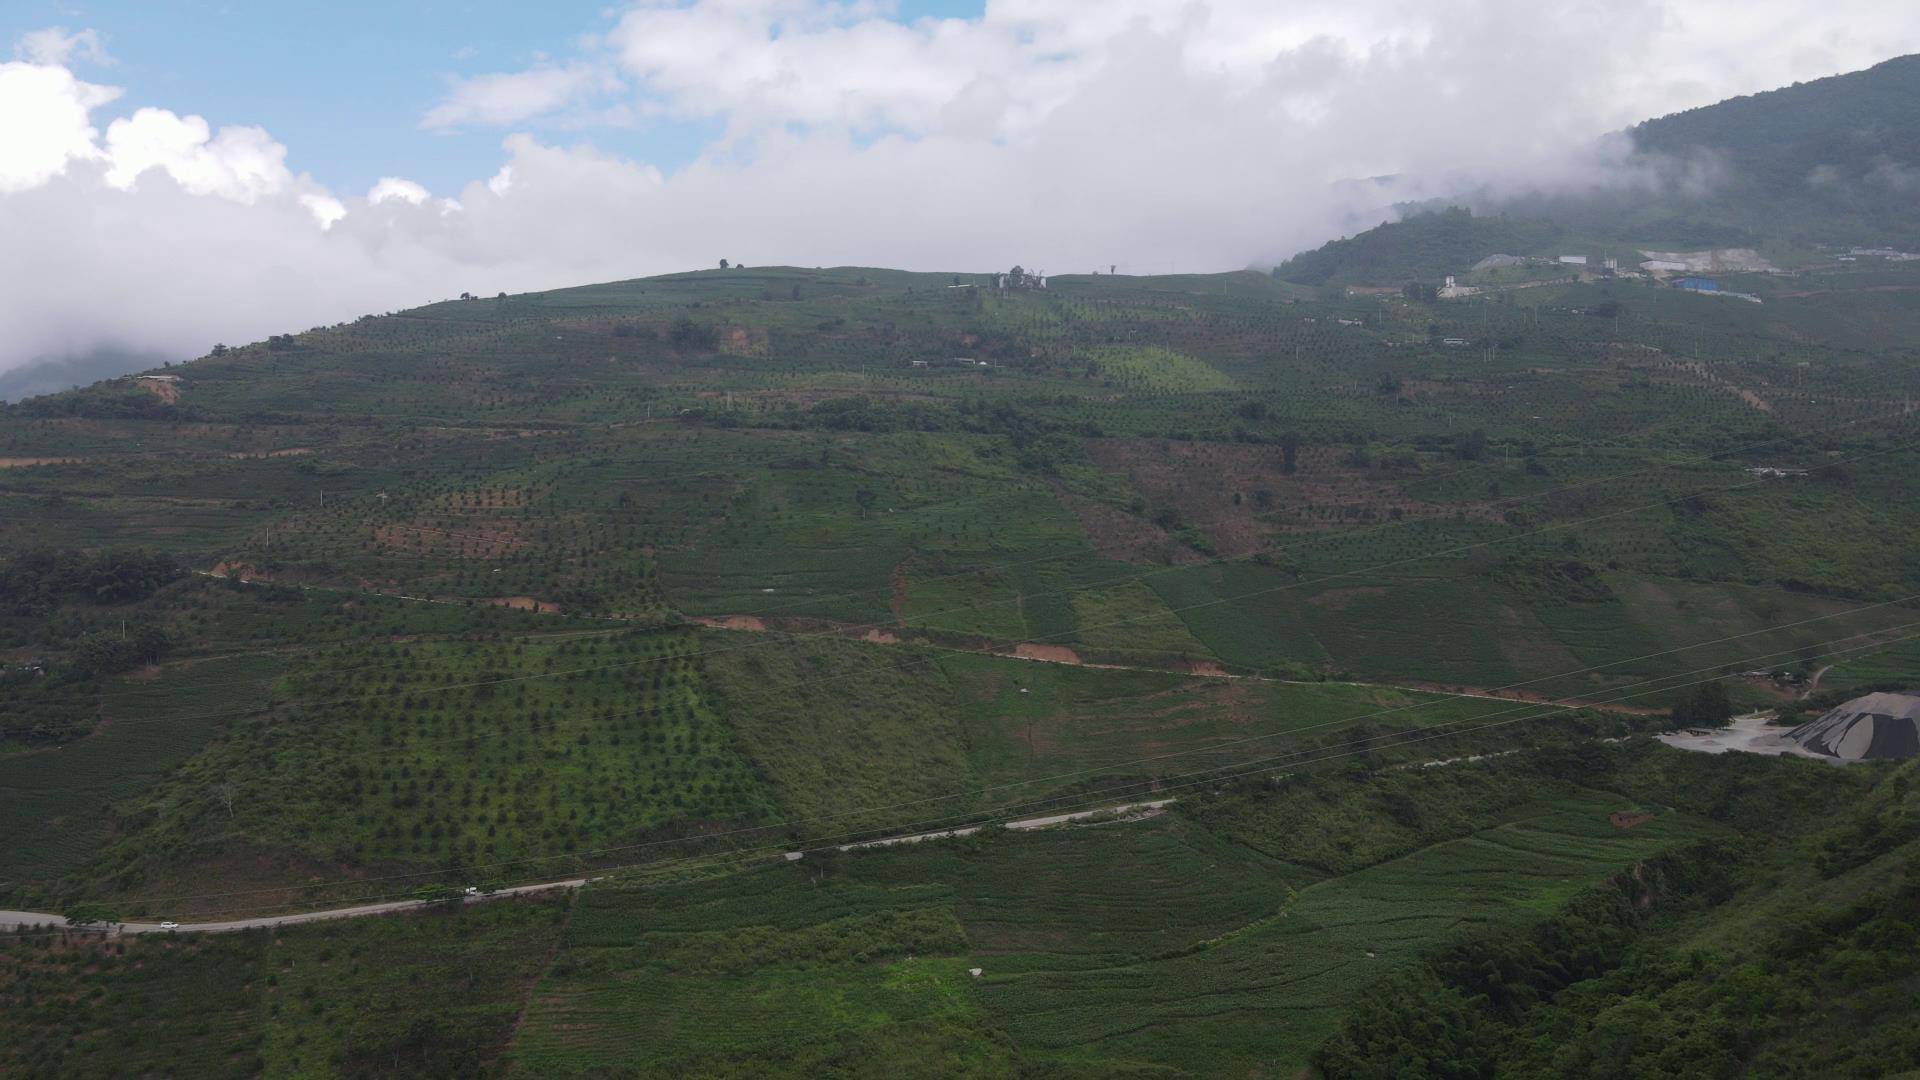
{"left": 1557, "top": 255, "right": 1588, "bottom": 266}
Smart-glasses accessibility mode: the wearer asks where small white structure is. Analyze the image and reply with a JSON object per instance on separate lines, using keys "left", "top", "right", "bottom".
{"left": 1849, "top": 247, "right": 1920, "bottom": 261}
{"left": 1437, "top": 275, "right": 1479, "bottom": 299}
{"left": 1557, "top": 255, "right": 1588, "bottom": 266}
{"left": 1639, "top": 248, "right": 1776, "bottom": 273}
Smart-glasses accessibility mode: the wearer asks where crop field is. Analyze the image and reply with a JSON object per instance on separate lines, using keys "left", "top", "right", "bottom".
{"left": 0, "top": 655, "right": 276, "bottom": 888}
{"left": 512, "top": 865, "right": 1004, "bottom": 1077}
{"left": 977, "top": 795, "right": 1713, "bottom": 1075}
{"left": 0, "top": 897, "right": 568, "bottom": 1078}
{"left": 0, "top": 737, "right": 1885, "bottom": 1079}
{"left": 75, "top": 629, "right": 775, "bottom": 912}
{"left": 1065, "top": 578, "right": 1212, "bottom": 658}
{"left": 1142, "top": 557, "right": 1920, "bottom": 699}
{"left": 701, "top": 631, "right": 1522, "bottom": 841}
{"left": 1086, "top": 346, "right": 1238, "bottom": 392}
{"left": 503, "top": 748, "right": 1723, "bottom": 1076}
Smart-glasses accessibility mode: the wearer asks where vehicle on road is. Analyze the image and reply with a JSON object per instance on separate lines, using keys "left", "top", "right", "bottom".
{"left": 159, "top": 921, "right": 178, "bottom": 930}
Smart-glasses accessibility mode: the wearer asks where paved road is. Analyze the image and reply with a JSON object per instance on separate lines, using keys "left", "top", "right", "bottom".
{"left": 0, "top": 801, "right": 1176, "bottom": 934}
{"left": 0, "top": 878, "right": 590, "bottom": 936}
{"left": 828, "top": 799, "right": 1176, "bottom": 852}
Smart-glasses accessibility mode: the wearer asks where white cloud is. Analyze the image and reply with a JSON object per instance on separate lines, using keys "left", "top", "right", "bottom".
{"left": 103, "top": 109, "right": 292, "bottom": 202}
{"left": 422, "top": 63, "right": 618, "bottom": 129}
{"left": 0, "top": 60, "right": 116, "bottom": 192}
{"left": 6, "top": 6, "right": 1920, "bottom": 376}
{"left": 368, "top": 176, "right": 431, "bottom": 205}
{"left": 589, "top": 0, "right": 1920, "bottom": 147}
{"left": 300, "top": 192, "right": 348, "bottom": 229}
{"left": 14, "top": 26, "right": 111, "bottom": 67}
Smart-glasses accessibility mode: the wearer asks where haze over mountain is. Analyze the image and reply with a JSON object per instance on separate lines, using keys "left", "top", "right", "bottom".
{"left": 1504, "top": 53, "right": 1920, "bottom": 248}
{"left": 1280, "top": 54, "right": 1920, "bottom": 286}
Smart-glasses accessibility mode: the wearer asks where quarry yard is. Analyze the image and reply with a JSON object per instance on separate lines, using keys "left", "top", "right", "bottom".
{"left": 1656, "top": 713, "right": 1837, "bottom": 761}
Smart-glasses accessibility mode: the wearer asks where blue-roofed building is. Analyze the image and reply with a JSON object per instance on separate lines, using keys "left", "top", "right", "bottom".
{"left": 1672, "top": 276, "right": 1720, "bottom": 292}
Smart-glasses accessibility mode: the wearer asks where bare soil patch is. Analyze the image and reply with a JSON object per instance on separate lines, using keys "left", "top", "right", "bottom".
{"left": 136, "top": 378, "right": 180, "bottom": 404}
{"left": 486, "top": 596, "right": 563, "bottom": 614}
{"left": 0, "top": 457, "right": 81, "bottom": 468}
{"left": 889, "top": 560, "right": 909, "bottom": 620}
{"left": 1013, "top": 643, "right": 1084, "bottom": 664}
{"left": 372, "top": 517, "right": 531, "bottom": 559}
{"left": 1054, "top": 489, "right": 1207, "bottom": 566}
{"left": 688, "top": 614, "right": 768, "bottom": 631}
{"left": 1084, "top": 438, "right": 1501, "bottom": 558}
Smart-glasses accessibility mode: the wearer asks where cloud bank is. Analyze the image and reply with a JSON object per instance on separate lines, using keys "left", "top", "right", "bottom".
{"left": 2, "top": 1, "right": 1918, "bottom": 375}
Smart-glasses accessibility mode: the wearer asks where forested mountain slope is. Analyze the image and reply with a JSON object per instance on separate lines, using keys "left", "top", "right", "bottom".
{"left": 1279, "top": 54, "right": 1920, "bottom": 285}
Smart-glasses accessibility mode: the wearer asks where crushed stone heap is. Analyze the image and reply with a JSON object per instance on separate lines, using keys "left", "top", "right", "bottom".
{"left": 1785, "top": 692, "right": 1920, "bottom": 761}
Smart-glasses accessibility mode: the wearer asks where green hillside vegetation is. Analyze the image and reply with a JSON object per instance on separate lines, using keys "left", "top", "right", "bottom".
{"left": 4, "top": 82, "right": 1920, "bottom": 1070}
{"left": 7, "top": 743, "right": 1908, "bottom": 1077}
{"left": 1603, "top": 53, "right": 1920, "bottom": 248}
{"left": 1275, "top": 208, "right": 1574, "bottom": 286}
{"left": 2, "top": 258, "right": 1916, "bottom": 916}
{"left": 1316, "top": 756, "right": 1920, "bottom": 1078}
{"left": 1283, "top": 55, "right": 1920, "bottom": 288}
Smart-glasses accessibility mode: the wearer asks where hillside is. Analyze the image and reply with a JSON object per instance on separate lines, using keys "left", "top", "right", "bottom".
{"left": 2, "top": 254, "right": 1917, "bottom": 1074}
{"left": 1272, "top": 209, "right": 1573, "bottom": 287}
{"left": 1621, "top": 53, "right": 1920, "bottom": 246}
{"left": 1279, "top": 54, "right": 1920, "bottom": 286}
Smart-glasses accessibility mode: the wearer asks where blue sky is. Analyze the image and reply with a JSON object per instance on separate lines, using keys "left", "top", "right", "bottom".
{"left": 0, "top": 1, "right": 985, "bottom": 193}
